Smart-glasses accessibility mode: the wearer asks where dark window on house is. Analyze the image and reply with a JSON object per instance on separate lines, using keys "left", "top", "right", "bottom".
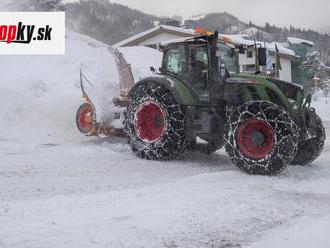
{"left": 243, "top": 64, "right": 256, "bottom": 72}
{"left": 247, "top": 50, "right": 253, "bottom": 58}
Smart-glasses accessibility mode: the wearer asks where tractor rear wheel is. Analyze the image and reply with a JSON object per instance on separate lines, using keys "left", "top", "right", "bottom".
{"left": 225, "top": 101, "right": 299, "bottom": 175}
{"left": 292, "top": 109, "right": 325, "bottom": 165}
{"left": 124, "top": 82, "right": 186, "bottom": 160}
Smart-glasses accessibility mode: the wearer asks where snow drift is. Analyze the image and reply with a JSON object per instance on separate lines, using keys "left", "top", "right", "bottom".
{"left": 0, "top": 30, "right": 162, "bottom": 142}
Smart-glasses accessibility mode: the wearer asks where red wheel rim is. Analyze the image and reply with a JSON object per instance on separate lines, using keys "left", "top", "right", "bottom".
{"left": 237, "top": 118, "right": 275, "bottom": 160}
{"left": 77, "top": 104, "right": 94, "bottom": 133}
{"left": 135, "top": 101, "right": 166, "bottom": 143}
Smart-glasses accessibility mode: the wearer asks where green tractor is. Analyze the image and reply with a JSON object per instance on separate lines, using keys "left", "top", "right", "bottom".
{"left": 124, "top": 31, "right": 326, "bottom": 175}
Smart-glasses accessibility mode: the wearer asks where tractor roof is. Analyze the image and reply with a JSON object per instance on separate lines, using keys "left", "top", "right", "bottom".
{"left": 160, "top": 36, "right": 207, "bottom": 46}
{"left": 159, "top": 35, "right": 234, "bottom": 50}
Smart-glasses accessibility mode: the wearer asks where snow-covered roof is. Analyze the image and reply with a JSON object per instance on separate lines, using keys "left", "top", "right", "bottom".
{"left": 220, "top": 34, "right": 297, "bottom": 57}
{"left": 220, "top": 34, "right": 253, "bottom": 46}
{"left": 155, "top": 25, "right": 195, "bottom": 35}
{"left": 160, "top": 36, "right": 236, "bottom": 49}
{"left": 113, "top": 25, "right": 195, "bottom": 47}
{"left": 267, "top": 42, "right": 296, "bottom": 57}
{"left": 160, "top": 37, "right": 194, "bottom": 45}
{"left": 288, "top": 37, "right": 315, "bottom": 47}
{"left": 114, "top": 25, "right": 296, "bottom": 58}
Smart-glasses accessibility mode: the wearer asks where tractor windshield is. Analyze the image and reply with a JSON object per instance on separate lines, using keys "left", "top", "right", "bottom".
{"left": 162, "top": 46, "right": 186, "bottom": 76}
{"left": 217, "top": 42, "right": 239, "bottom": 75}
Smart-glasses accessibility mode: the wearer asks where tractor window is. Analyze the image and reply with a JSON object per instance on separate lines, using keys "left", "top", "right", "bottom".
{"left": 195, "top": 46, "right": 208, "bottom": 67}
{"left": 163, "top": 46, "right": 186, "bottom": 75}
{"left": 217, "top": 42, "right": 239, "bottom": 75}
{"left": 191, "top": 46, "right": 209, "bottom": 89}
{"left": 193, "top": 46, "right": 208, "bottom": 78}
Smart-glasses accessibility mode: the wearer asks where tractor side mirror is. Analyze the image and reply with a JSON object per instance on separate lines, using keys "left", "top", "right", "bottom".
{"left": 258, "top": 48, "right": 267, "bottom": 66}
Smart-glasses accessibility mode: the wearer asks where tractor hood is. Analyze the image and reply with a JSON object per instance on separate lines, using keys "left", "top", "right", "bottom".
{"left": 226, "top": 74, "right": 304, "bottom": 100}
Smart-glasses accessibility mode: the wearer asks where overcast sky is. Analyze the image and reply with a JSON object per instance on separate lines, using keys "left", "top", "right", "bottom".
{"left": 109, "top": 0, "right": 330, "bottom": 33}
{"left": 1, "top": 0, "right": 329, "bottom": 33}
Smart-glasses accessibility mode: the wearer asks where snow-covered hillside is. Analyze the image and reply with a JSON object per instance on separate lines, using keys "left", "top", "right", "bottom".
{"left": 0, "top": 31, "right": 330, "bottom": 248}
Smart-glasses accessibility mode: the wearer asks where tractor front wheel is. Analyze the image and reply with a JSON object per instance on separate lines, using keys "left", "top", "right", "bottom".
{"left": 225, "top": 101, "right": 299, "bottom": 175}
{"left": 124, "top": 82, "right": 186, "bottom": 160}
{"left": 292, "top": 109, "right": 325, "bottom": 165}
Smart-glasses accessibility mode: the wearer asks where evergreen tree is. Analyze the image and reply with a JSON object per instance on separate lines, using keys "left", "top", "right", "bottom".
{"left": 301, "top": 51, "right": 330, "bottom": 91}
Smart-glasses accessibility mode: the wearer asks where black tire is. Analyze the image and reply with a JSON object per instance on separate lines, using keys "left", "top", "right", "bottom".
{"left": 124, "top": 82, "right": 186, "bottom": 160}
{"left": 292, "top": 109, "right": 325, "bottom": 165}
{"left": 224, "top": 101, "right": 299, "bottom": 175}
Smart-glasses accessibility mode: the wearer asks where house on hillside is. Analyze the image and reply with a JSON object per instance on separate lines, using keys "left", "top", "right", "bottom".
{"left": 114, "top": 25, "right": 311, "bottom": 83}
{"left": 225, "top": 35, "right": 299, "bottom": 82}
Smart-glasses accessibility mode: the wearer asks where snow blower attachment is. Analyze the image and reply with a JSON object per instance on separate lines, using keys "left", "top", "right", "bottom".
{"left": 76, "top": 29, "right": 325, "bottom": 176}
{"left": 76, "top": 70, "right": 98, "bottom": 136}
{"left": 75, "top": 48, "right": 133, "bottom": 137}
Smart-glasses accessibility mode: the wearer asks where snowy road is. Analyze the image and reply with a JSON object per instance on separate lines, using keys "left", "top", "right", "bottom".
{"left": 0, "top": 123, "right": 329, "bottom": 248}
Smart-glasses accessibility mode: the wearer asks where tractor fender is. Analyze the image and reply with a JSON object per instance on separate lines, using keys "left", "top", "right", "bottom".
{"left": 129, "top": 75, "right": 198, "bottom": 105}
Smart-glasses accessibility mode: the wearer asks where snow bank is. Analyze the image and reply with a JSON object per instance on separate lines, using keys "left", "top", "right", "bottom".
{"left": 117, "top": 46, "right": 162, "bottom": 82}
{"left": 312, "top": 97, "right": 330, "bottom": 121}
{"left": 0, "top": 30, "right": 162, "bottom": 142}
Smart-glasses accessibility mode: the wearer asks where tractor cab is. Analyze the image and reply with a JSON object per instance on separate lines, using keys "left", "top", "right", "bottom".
{"left": 160, "top": 35, "right": 239, "bottom": 104}
{"left": 160, "top": 36, "right": 239, "bottom": 81}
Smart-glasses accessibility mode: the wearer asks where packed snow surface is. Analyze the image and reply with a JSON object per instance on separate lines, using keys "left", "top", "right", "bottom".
{"left": 0, "top": 31, "right": 330, "bottom": 248}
